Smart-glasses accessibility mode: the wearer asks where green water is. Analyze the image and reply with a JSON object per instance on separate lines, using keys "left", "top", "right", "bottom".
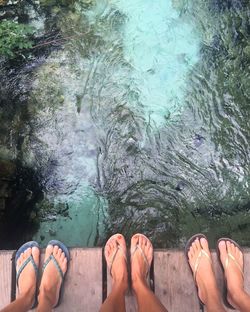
{"left": 0, "top": 0, "right": 250, "bottom": 248}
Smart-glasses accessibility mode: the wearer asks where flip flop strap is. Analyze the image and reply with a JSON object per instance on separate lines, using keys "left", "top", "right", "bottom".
{"left": 109, "top": 245, "right": 127, "bottom": 276}
{"left": 225, "top": 252, "right": 243, "bottom": 277}
{"left": 43, "top": 254, "right": 64, "bottom": 280}
{"left": 131, "top": 244, "right": 150, "bottom": 274}
{"left": 16, "top": 255, "right": 38, "bottom": 287}
{"left": 193, "top": 249, "right": 212, "bottom": 282}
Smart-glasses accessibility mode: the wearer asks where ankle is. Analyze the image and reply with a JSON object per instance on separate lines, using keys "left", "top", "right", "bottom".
{"left": 38, "top": 286, "right": 55, "bottom": 307}
{"left": 112, "top": 276, "right": 128, "bottom": 292}
{"left": 132, "top": 276, "right": 149, "bottom": 293}
{"left": 228, "top": 287, "right": 246, "bottom": 305}
{"left": 18, "top": 291, "right": 35, "bottom": 309}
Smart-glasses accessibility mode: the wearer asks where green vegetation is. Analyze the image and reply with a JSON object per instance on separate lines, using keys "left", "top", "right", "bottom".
{"left": 0, "top": 20, "right": 35, "bottom": 58}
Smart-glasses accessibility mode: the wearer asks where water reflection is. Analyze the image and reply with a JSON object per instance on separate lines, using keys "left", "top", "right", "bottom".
{"left": 0, "top": 0, "right": 250, "bottom": 248}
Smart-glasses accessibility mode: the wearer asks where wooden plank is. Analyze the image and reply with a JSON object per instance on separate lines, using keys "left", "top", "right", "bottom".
{"left": 154, "top": 250, "right": 200, "bottom": 312}
{"left": 1, "top": 247, "right": 248, "bottom": 312}
{"left": 55, "top": 248, "right": 103, "bottom": 312}
{"left": 22, "top": 248, "right": 102, "bottom": 312}
{"left": 0, "top": 251, "right": 13, "bottom": 309}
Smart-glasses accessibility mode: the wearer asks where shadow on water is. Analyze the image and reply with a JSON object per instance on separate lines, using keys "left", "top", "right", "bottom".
{"left": 0, "top": 0, "right": 250, "bottom": 249}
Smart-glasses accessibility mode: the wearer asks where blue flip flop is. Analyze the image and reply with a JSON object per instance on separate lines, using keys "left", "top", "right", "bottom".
{"left": 15, "top": 241, "right": 40, "bottom": 309}
{"left": 42, "top": 240, "right": 70, "bottom": 308}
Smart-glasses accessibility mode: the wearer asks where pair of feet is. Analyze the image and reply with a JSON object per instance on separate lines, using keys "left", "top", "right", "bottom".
{"left": 104, "top": 233, "right": 153, "bottom": 293}
{"left": 16, "top": 244, "right": 68, "bottom": 309}
{"left": 188, "top": 237, "right": 244, "bottom": 309}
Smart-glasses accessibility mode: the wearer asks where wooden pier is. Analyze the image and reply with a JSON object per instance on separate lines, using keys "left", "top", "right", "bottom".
{"left": 1, "top": 248, "right": 250, "bottom": 311}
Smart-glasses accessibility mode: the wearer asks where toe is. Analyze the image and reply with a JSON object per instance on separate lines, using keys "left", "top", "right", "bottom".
{"left": 57, "top": 248, "right": 62, "bottom": 257}
{"left": 195, "top": 238, "right": 201, "bottom": 251}
{"left": 24, "top": 248, "right": 32, "bottom": 258}
{"left": 117, "top": 235, "right": 126, "bottom": 249}
{"left": 200, "top": 237, "right": 209, "bottom": 252}
{"left": 230, "top": 242, "right": 235, "bottom": 254}
{"left": 60, "top": 252, "right": 65, "bottom": 261}
{"left": 45, "top": 244, "right": 54, "bottom": 259}
{"left": 131, "top": 234, "right": 139, "bottom": 251}
{"left": 218, "top": 240, "right": 227, "bottom": 266}
{"left": 53, "top": 245, "right": 59, "bottom": 257}
{"left": 32, "top": 247, "right": 40, "bottom": 266}
{"left": 226, "top": 240, "right": 231, "bottom": 253}
{"left": 138, "top": 234, "right": 143, "bottom": 247}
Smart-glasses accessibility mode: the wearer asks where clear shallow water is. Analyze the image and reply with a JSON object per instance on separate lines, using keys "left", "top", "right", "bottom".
{"left": 0, "top": 0, "right": 250, "bottom": 248}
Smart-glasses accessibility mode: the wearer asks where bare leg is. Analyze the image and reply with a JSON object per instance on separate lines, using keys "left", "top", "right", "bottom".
{"left": 0, "top": 246, "right": 39, "bottom": 312}
{"left": 218, "top": 240, "right": 250, "bottom": 312}
{"left": 36, "top": 244, "right": 68, "bottom": 312}
{"left": 100, "top": 234, "right": 128, "bottom": 312}
{"left": 188, "top": 237, "right": 226, "bottom": 312}
{"left": 131, "top": 234, "right": 168, "bottom": 312}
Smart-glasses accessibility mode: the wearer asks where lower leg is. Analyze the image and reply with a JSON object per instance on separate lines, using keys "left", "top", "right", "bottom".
{"left": 133, "top": 279, "right": 167, "bottom": 312}
{"left": 36, "top": 291, "right": 54, "bottom": 312}
{"left": 0, "top": 293, "right": 33, "bottom": 312}
{"left": 100, "top": 283, "right": 126, "bottom": 312}
{"left": 229, "top": 290, "right": 250, "bottom": 312}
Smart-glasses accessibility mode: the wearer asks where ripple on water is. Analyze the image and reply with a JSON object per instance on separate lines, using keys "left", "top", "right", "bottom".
{"left": 1, "top": 0, "right": 250, "bottom": 248}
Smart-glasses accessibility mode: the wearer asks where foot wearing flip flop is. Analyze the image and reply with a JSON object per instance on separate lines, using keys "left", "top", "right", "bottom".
{"left": 188, "top": 237, "right": 220, "bottom": 306}
{"left": 130, "top": 234, "right": 153, "bottom": 291}
{"left": 104, "top": 234, "right": 128, "bottom": 292}
{"left": 218, "top": 240, "right": 244, "bottom": 309}
{"left": 16, "top": 246, "right": 40, "bottom": 308}
{"left": 38, "top": 244, "right": 68, "bottom": 307}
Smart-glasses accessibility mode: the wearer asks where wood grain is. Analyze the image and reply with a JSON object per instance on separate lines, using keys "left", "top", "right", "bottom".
{"left": 154, "top": 250, "right": 200, "bottom": 312}
{"left": 0, "top": 251, "right": 13, "bottom": 309}
{"left": 55, "top": 248, "right": 103, "bottom": 312}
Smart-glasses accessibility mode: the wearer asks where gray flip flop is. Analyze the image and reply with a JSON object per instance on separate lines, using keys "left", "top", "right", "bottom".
{"left": 42, "top": 240, "right": 70, "bottom": 308}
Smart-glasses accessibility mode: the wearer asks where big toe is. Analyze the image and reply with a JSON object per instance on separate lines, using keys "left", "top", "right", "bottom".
{"left": 32, "top": 247, "right": 40, "bottom": 266}
{"left": 200, "top": 237, "right": 210, "bottom": 253}
{"left": 218, "top": 240, "right": 227, "bottom": 266}
{"left": 45, "top": 244, "right": 54, "bottom": 259}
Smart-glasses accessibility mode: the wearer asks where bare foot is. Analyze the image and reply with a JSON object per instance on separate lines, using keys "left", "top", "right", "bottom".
{"left": 104, "top": 234, "right": 128, "bottom": 290}
{"left": 39, "top": 244, "right": 68, "bottom": 307}
{"left": 16, "top": 246, "right": 40, "bottom": 307}
{"left": 130, "top": 233, "right": 153, "bottom": 290}
{"left": 218, "top": 240, "right": 244, "bottom": 308}
{"left": 188, "top": 237, "right": 220, "bottom": 306}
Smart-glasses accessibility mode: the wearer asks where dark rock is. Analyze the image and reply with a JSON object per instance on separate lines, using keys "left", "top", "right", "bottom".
{"left": 194, "top": 134, "right": 205, "bottom": 147}
{"left": 175, "top": 181, "right": 186, "bottom": 192}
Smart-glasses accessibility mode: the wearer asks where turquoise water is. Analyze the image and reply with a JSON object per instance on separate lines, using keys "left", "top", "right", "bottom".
{"left": 31, "top": 0, "right": 202, "bottom": 246}
{"left": 0, "top": 0, "right": 250, "bottom": 248}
